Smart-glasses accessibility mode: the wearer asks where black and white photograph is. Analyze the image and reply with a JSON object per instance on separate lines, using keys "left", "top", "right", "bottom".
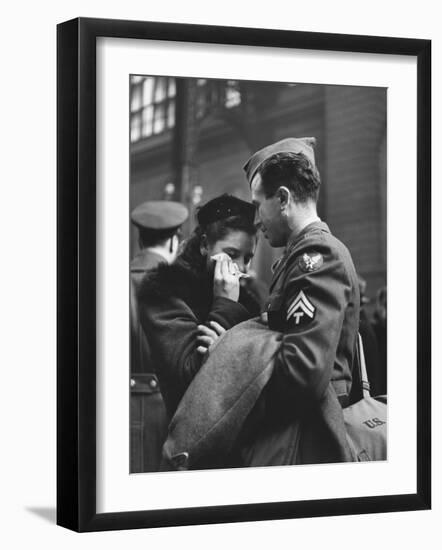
{"left": 54, "top": 16, "right": 430, "bottom": 533}
{"left": 0, "top": 0, "right": 437, "bottom": 545}
{"left": 129, "top": 76, "right": 388, "bottom": 474}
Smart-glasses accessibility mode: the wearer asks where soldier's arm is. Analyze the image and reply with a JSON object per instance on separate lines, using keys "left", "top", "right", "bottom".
{"left": 208, "top": 296, "right": 252, "bottom": 328}
{"left": 268, "top": 238, "right": 352, "bottom": 407}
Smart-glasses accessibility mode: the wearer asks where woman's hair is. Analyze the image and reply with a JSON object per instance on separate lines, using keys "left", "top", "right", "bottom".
{"left": 178, "top": 214, "right": 257, "bottom": 272}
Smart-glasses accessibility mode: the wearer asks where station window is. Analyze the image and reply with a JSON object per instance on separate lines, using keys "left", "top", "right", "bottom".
{"left": 130, "top": 76, "right": 176, "bottom": 142}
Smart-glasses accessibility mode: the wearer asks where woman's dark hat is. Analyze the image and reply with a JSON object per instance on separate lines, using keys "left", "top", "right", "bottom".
{"left": 197, "top": 194, "right": 256, "bottom": 227}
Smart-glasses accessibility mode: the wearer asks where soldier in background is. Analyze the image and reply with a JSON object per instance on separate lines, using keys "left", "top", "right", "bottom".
{"left": 356, "top": 274, "right": 382, "bottom": 398}
{"left": 130, "top": 200, "right": 188, "bottom": 472}
{"left": 371, "top": 286, "right": 387, "bottom": 395}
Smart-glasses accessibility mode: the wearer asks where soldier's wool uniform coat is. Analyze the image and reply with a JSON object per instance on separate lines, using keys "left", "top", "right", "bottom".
{"left": 131, "top": 249, "right": 167, "bottom": 374}
{"left": 130, "top": 249, "right": 169, "bottom": 472}
{"left": 258, "top": 219, "right": 360, "bottom": 464}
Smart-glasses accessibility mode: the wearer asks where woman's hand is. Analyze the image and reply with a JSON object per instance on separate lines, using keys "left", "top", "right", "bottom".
{"left": 196, "top": 321, "right": 226, "bottom": 355}
{"left": 212, "top": 252, "right": 241, "bottom": 302}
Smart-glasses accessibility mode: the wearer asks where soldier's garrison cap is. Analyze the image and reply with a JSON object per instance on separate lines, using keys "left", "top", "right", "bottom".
{"left": 131, "top": 200, "right": 188, "bottom": 231}
{"left": 243, "top": 137, "right": 317, "bottom": 185}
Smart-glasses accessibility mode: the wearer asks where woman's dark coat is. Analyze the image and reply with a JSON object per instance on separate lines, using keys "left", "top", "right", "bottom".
{"left": 138, "top": 259, "right": 260, "bottom": 419}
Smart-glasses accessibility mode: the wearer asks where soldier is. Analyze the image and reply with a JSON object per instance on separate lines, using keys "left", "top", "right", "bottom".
{"left": 244, "top": 137, "right": 360, "bottom": 464}
{"left": 130, "top": 200, "right": 188, "bottom": 472}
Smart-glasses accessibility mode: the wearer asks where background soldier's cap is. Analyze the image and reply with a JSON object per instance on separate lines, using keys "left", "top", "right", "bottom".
{"left": 243, "top": 137, "right": 317, "bottom": 184}
{"left": 197, "top": 194, "right": 256, "bottom": 227}
{"left": 130, "top": 200, "right": 189, "bottom": 231}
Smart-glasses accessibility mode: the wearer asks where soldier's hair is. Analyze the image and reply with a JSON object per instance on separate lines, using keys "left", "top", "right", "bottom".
{"left": 139, "top": 227, "right": 179, "bottom": 249}
{"left": 178, "top": 215, "right": 257, "bottom": 272}
{"left": 258, "top": 151, "right": 321, "bottom": 203}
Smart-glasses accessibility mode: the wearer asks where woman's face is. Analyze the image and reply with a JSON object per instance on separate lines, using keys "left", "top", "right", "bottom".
{"left": 204, "top": 229, "right": 256, "bottom": 273}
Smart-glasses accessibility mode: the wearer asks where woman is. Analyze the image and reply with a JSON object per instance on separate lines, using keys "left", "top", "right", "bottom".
{"left": 138, "top": 194, "right": 261, "bottom": 419}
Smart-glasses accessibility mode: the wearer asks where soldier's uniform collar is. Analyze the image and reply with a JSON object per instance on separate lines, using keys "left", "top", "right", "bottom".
{"left": 130, "top": 249, "right": 167, "bottom": 272}
{"left": 286, "top": 219, "right": 330, "bottom": 253}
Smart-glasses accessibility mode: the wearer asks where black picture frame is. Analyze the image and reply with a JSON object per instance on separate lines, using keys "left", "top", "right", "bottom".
{"left": 57, "top": 17, "right": 431, "bottom": 532}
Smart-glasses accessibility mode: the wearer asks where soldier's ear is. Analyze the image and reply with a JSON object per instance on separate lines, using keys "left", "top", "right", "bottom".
{"left": 277, "top": 186, "right": 291, "bottom": 209}
{"left": 170, "top": 234, "right": 179, "bottom": 254}
{"left": 200, "top": 234, "right": 208, "bottom": 256}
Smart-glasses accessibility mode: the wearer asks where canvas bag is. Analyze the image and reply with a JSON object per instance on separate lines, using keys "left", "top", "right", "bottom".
{"left": 344, "top": 334, "right": 387, "bottom": 461}
{"left": 162, "top": 319, "right": 282, "bottom": 470}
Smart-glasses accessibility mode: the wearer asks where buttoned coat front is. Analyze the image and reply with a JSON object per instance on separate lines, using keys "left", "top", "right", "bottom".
{"left": 130, "top": 248, "right": 169, "bottom": 472}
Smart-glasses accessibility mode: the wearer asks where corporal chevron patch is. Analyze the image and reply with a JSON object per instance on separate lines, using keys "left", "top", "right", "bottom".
{"left": 286, "top": 290, "right": 316, "bottom": 326}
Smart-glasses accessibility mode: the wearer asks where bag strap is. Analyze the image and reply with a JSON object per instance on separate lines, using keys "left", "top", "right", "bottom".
{"left": 357, "top": 333, "right": 371, "bottom": 398}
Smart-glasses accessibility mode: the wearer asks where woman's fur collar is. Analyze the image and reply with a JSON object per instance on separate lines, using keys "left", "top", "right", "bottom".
{"left": 138, "top": 258, "right": 262, "bottom": 317}
{"left": 138, "top": 259, "right": 210, "bottom": 305}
